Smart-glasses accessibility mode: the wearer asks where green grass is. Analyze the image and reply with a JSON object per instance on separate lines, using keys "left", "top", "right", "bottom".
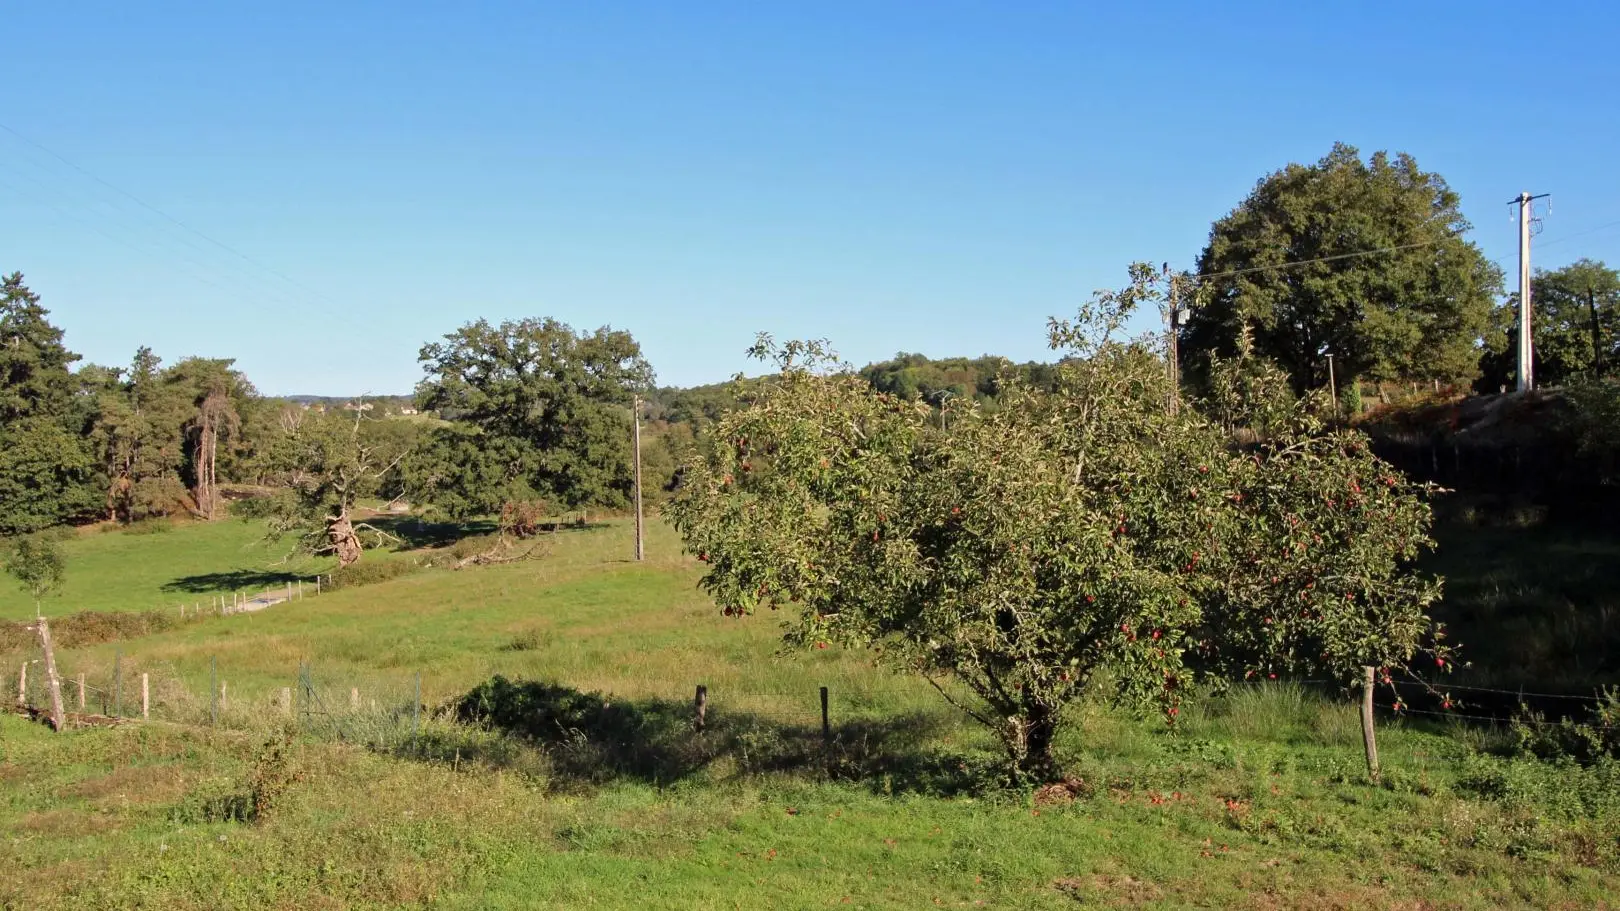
{"left": 4, "top": 517, "right": 1619, "bottom": 909}
{"left": 1425, "top": 518, "right": 1620, "bottom": 692}
{"left": 0, "top": 512, "right": 441, "bottom": 622}
{"left": 0, "top": 516, "right": 336, "bottom": 621}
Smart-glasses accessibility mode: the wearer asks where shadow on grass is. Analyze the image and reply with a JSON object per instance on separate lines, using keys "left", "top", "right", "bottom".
{"left": 396, "top": 675, "right": 997, "bottom": 796}
{"left": 362, "top": 516, "right": 499, "bottom": 549}
{"left": 362, "top": 515, "right": 606, "bottom": 552}
{"left": 162, "top": 569, "right": 306, "bottom": 593}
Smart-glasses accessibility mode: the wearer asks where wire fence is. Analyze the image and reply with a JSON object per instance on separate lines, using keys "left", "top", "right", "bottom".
{"left": 10, "top": 652, "right": 1612, "bottom": 744}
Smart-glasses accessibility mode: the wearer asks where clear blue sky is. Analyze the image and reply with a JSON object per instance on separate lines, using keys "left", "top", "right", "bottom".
{"left": 3, "top": 2, "right": 1617, "bottom": 395}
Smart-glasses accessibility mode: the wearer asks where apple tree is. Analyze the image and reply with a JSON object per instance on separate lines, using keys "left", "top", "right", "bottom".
{"left": 668, "top": 266, "right": 1453, "bottom": 781}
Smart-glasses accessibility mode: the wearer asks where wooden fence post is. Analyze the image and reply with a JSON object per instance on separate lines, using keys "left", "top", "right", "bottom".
{"left": 220, "top": 680, "right": 228, "bottom": 715}
{"left": 141, "top": 673, "right": 150, "bottom": 720}
{"left": 280, "top": 687, "right": 293, "bottom": 715}
{"left": 15, "top": 662, "right": 25, "bottom": 708}
{"left": 694, "top": 684, "right": 708, "bottom": 733}
{"left": 37, "top": 619, "right": 66, "bottom": 732}
{"left": 350, "top": 687, "right": 360, "bottom": 710}
{"left": 820, "top": 685, "right": 831, "bottom": 749}
{"left": 77, "top": 672, "right": 85, "bottom": 710}
{"left": 1361, "top": 666, "right": 1381, "bottom": 782}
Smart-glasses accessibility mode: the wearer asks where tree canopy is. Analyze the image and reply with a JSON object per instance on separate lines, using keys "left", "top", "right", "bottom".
{"left": 1181, "top": 144, "right": 1502, "bottom": 395}
{"left": 1480, "top": 258, "right": 1620, "bottom": 390}
{"left": 670, "top": 267, "right": 1452, "bottom": 780}
{"left": 411, "top": 318, "right": 654, "bottom": 517}
{"left": 0, "top": 273, "right": 98, "bottom": 534}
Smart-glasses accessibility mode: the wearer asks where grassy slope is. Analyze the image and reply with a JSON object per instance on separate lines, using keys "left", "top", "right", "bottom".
{"left": 0, "top": 518, "right": 337, "bottom": 621}
{"left": 3, "top": 519, "right": 1619, "bottom": 909}
{"left": 1425, "top": 520, "right": 1620, "bottom": 691}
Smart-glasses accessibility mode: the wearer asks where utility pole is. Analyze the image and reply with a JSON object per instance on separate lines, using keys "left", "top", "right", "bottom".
{"left": 632, "top": 395, "right": 644, "bottom": 562}
{"left": 1589, "top": 286, "right": 1605, "bottom": 377}
{"left": 1326, "top": 353, "right": 1339, "bottom": 418}
{"left": 1164, "top": 264, "right": 1181, "bottom": 416}
{"left": 1513, "top": 191, "right": 1550, "bottom": 392}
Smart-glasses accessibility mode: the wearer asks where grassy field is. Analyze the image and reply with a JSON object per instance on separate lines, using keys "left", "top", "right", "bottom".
{"left": 4, "top": 518, "right": 1619, "bottom": 909}
{"left": 0, "top": 518, "right": 337, "bottom": 621}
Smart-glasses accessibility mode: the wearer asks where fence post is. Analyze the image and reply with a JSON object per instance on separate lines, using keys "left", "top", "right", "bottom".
{"left": 210, "top": 656, "right": 218, "bottom": 725}
{"left": 37, "top": 618, "right": 66, "bottom": 732}
{"left": 15, "top": 661, "right": 25, "bottom": 709}
{"left": 280, "top": 686, "right": 292, "bottom": 715}
{"left": 1360, "top": 666, "right": 1381, "bottom": 782}
{"left": 298, "top": 579, "right": 304, "bottom": 599}
{"left": 141, "top": 673, "right": 150, "bottom": 720}
{"left": 413, "top": 672, "right": 421, "bottom": 738}
{"left": 694, "top": 684, "right": 708, "bottom": 733}
{"left": 286, "top": 582, "right": 293, "bottom": 601}
{"left": 114, "top": 650, "right": 123, "bottom": 718}
{"left": 350, "top": 687, "right": 360, "bottom": 711}
{"left": 220, "top": 680, "right": 228, "bottom": 715}
{"left": 316, "top": 576, "right": 321, "bottom": 596}
{"left": 77, "top": 672, "right": 85, "bottom": 710}
{"left": 820, "top": 685, "right": 831, "bottom": 749}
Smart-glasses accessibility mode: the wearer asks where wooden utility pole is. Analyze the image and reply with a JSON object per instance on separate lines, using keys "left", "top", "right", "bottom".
{"left": 1590, "top": 286, "right": 1605, "bottom": 376}
{"left": 1164, "top": 265, "right": 1181, "bottom": 416}
{"left": 36, "top": 618, "right": 66, "bottom": 732}
{"left": 1360, "top": 666, "right": 1380, "bottom": 782}
{"left": 632, "top": 395, "right": 645, "bottom": 562}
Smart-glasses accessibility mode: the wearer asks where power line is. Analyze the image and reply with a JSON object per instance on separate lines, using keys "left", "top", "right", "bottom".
{"left": 1537, "top": 218, "right": 1620, "bottom": 250}
{"left": 0, "top": 120, "right": 332, "bottom": 306}
{"left": 1193, "top": 240, "right": 1448, "bottom": 281}
{"left": 0, "top": 132, "right": 310, "bottom": 312}
{"left": 1188, "top": 216, "right": 1619, "bottom": 285}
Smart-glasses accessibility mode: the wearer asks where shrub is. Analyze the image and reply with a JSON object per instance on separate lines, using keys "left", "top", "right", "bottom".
{"left": 1512, "top": 689, "right": 1620, "bottom": 764}
{"left": 327, "top": 559, "right": 421, "bottom": 591}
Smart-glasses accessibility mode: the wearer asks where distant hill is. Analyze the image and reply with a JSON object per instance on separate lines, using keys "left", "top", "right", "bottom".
{"left": 283, "top": 395, "right": 413, "bottom": 406}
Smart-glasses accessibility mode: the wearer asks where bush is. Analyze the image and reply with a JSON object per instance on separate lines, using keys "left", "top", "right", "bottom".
{"left": 2, "top": 610, "right": 185, "bottom": 656}
{"left": 1512, "top": 689, "right": 1620, "bottom": 765}
{"left": 326, "top": 559, "right": 421, "bottom": 591}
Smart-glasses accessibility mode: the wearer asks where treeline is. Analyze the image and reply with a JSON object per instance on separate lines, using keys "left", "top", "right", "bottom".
{"left": 5, "top": 142, "right": 1619, "bottom": 550}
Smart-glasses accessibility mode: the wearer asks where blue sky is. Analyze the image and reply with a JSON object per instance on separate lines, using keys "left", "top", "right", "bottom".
{"left": 3, "top": 2, "right": 1616, "bottom": 395}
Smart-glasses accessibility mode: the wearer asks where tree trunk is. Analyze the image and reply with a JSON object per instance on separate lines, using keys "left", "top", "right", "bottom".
{"left": 1007, "top": 702, "right": 1061, "bottom": 783}
{"left": 326, "top": 512, "right": 364, "bottom": 567}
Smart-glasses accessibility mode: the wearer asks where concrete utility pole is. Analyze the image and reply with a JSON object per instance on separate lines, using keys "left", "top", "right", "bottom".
{"left": 1326, "top": 353, "right": 1339, "bottom": 418}
{"left": 632, "top": 395, "right": 644, "bottom": 562}
{"left": 1513, "top": 191, "right": 1550, "bottom": 392}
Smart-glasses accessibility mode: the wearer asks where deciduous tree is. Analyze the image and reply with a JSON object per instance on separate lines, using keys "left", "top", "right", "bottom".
{"left": 671, "top": 267, "right": 1452, "bottom": 781}
{"left": 1182, "top": 144, "right": 1501, "bottom": 394}
{"left": 412, "top": 318, "right": 654, "bottom": 517}
{"left": 1479, "top": 258, "right": 1620, "bottom": 390}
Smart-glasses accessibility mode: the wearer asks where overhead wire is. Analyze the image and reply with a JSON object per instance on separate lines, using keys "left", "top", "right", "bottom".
{"left": 0, "top": 121, "right": 325, "bottom": 311}
{"left": 0, "top": 119, "right": 333, "bottom": 304}
{"left": 0, "top": 139, "right": 303, "bottom": 311}
{"left": 1193, "top": 239, "right": 1449, "bottom": 281}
